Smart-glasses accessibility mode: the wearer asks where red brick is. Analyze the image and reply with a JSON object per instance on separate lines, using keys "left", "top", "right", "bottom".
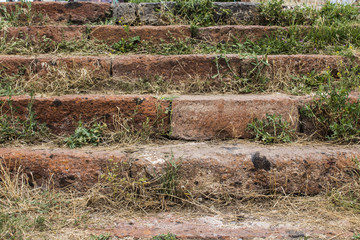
{"left": 0, "top": 2, "right": 111, "bottom": 24}
{"left": 111, "top": 54, "right": 242, "bottom": 83}
{"left": 0, "top": 95, "right": 170, "bottom": 134}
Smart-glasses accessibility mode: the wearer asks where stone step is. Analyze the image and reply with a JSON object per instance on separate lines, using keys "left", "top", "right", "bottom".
{"left": 1, "top": 93, "right": 358, "bottom": 139}
{"left": 0, "top": 2, "right": 111, "bottom": 24}
{"left": 0, "top": 25, "right": 284, "bottom": 44}
{"left": 1, "top": 142, "right": 359, "bottom": 195}
{"left": 0, "top": 54, "right": 350, "bottom": 83}
{"left": 0, "top": 2, "right": 261, "bottom": 26}
{"left": 113, "top": 2, "right": 260, "bottom": 25}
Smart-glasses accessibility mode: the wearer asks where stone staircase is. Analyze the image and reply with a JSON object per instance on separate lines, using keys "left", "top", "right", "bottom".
{"left": 0, "top": 1, "right": 359, "bottom": 239}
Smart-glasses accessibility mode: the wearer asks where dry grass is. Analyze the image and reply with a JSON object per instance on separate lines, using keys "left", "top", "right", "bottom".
{"left": 1, "top": 62, "right": 112, "bottom": 96}
{"left": 1, "top": 158, "right": 360, "bottom": 239}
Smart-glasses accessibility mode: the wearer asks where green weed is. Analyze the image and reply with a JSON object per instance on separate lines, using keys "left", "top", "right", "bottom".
{"left": 259, "top": 0, "right": 359, "bottom": 26}
{"left": 0, "top": 1, "right": 47, "bottom": 28}
{"left": 301, "top": 86, "right": 360, "bottom": 143}
{"left": 247, "top": 114, "right": 295, "bottom": 144}
{"left": 65, "top": 121, "right": 106, "bottom": 149}
{"left": 90, "top": 234, "right": 111, "bottom": 240}
{"left": 112, "top": 36, "right": 141, "bottom": 53}
{"left": 160, "top": 0, "right": 232, "bottom": 27}
{"left": 353, "top": 233, "right": 360, "bottom": 240}
{"left": 153, "top": 233, "right": 178, "bottom": 240}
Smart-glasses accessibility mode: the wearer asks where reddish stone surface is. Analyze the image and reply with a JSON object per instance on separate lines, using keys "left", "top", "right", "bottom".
{"left": 1, "top": 142, "right": 359, "bottom": 194}
{"left": 0, "top": 95, "right": 170, "bottom": 134}
{"left": 171, "top": 95, "right": 301, "bottom": 140}
{"left": 197, "top": 25, "right": 285, "bottom": 42}
{"left": 112, "top": 54, "right": 243, "bottom": 82}
{"left": 0, "top": 55, "right": 36, "bottom": 76}
{"left": 132, "top": 142, "right": 360, "bottom": 195}
{"left": 0, "top": 147, "right": 127, "bottom": 189}
{"left": 90, "top": 25, "right": 191, "bottom": 44}
{"left": 0, "top": 2, "right": 111, "bottom": 24}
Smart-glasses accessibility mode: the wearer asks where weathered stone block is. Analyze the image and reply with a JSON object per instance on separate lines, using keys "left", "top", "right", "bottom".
{"left": 171, "top": 95, "right": 300, "bottom": 140}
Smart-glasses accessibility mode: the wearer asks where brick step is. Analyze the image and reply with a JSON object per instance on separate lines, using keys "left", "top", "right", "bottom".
{"left": 0, "top": 2, "right": 260, "bottom": 26}
{"left": 113, "top": 2, "right": 260, "bottom": 25}
{"left": 0, "top": 25, "right": 284, "bottom": 44}
{"left": 1, "top": 142, "right": 359, "bottom": 195}
{"left": 0, "top": 2, "right": 111, "bottom": 24}
{"left": 1, "top": 93, "right": 358, "bottom": 139}
{"left": 0, "top": 54, "right": 351, "bottom": 84}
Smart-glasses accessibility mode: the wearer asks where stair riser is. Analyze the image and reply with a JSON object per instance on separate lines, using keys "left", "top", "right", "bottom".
{"left": 1, "top": 94, "right": 358, "bottom": 139}
{"left": 0, "top": 55, "right": 349, "bottom": 83}
{"left": 0, "top": 95, "right": 170, "bottom": 135}
{"left": 0, "top": 2, "right": 111, "bottom": 24}
{"left": 1, "top": 145, "right": 359, "bottom": 195}
{"left": 0, "top": 25, "right": 285, "bottom": 44}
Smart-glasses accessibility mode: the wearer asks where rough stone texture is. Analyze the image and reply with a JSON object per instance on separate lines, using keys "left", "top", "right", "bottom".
{"left": 196, "top": 25, "right": 284, "bottom": 43}
{"left": 240, "top": 55, "right": 347, "bottom": 78}
{"left": 0, "top": 55, "right": 36, "bottom": 76}
{"left": 0, "top": 2, "right": 112, "bottom": 24}
{"left": 0, "top": 26, "right": 86, "bottom": 43}
{"left": 91, "top": 212, "right": 353, "bottom": 240}
{"left": 299, "top": 93, "right": 360, "bottom": 135}
{"left": 1, "top": 142, "right": 359, "bottom": 195}
{"left": 0, "top": 148, "right": 127, "bottom": 189}
{"left": 0, "top": 54, "right": 357, "bottom": 85}
{"left": 213, "top": 2, "right": 260, "bottom": 24}
{"left": 112, "top": 2, "right": 259, "bottom": 25}
{"left": 137, "top": 2, "right": 176, "bottom": 26}
{"left": 111, "top": 54, "right": 242, "bottom": 83}
{"left": 171, "top": 95, "right": 301, "bottom": 140}
{"left": 132, "top": 142, "right": 360, "bottom": 195}
{"left": 35, "top": 56, "right": 111, "bottom": 77}
{"left": 0, "top": 95, "right": 170, "bottom": 134}
{"left": 90, "top": 25, "right": 191, "bottom": 44}
{"left": 112, "top": 2, "right": 137, "bottom": 25}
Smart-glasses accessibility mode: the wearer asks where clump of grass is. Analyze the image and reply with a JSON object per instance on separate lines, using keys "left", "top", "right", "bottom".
{"left": 64, "top": 105, "right": 168, "bottom": 148}
{"left": 0, "top": 164, "right": 64, "bottom": 239}
{"left": 247, "top": 113, "right": 296, "bottom": 144}
{"left": 91, "top": 156, "right": 186, "bottom": 210}
{"left": 301, "top": 86, "right": 360, "bottom": 143}
{"left": 329, "top": 158, "right": 360, "bottom": 213}
{"left": 0, "top": 2, "right": 48, "bottom": 28}
{"left": 0, "top": 93, "right": 49, "bottom": 144}
{"left": 153, "top": 233, "right": 178, "bottom": 240}
{"left": 241, "top": 25, "right": 360, "bottom": 56}
{"left": 259, "top": 0, "right": 359, "bottom": 26}
{"left": 0, "top": 34, "right": 113, "bottom": 55}
{"left": 160, "top": 0, "right": 232, "bottom": 27}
